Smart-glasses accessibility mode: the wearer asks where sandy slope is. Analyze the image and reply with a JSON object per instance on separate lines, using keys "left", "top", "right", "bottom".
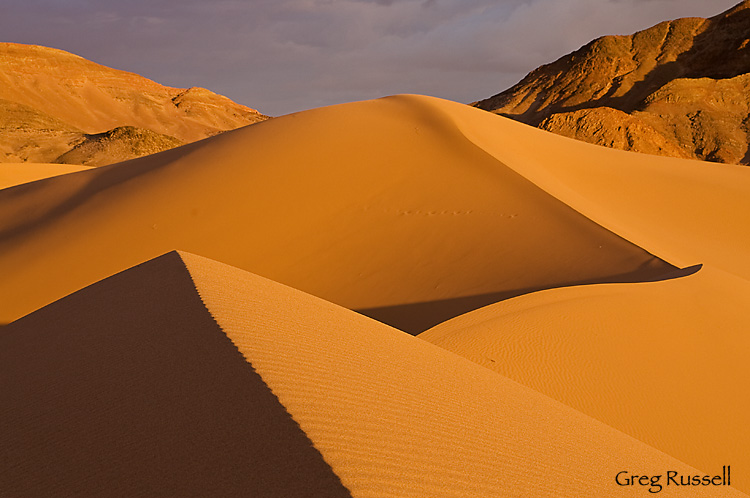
{"left": 1, "top": 92, "right": 746, "bottom": 495}
{"left": 420, "top": 265, "right": 750, "bottom": 492}
{"left": 0, "top": 251, "right": 351, "bottom": 497}
{"left": 418, "top": 102, "right": 750, "bottom": 491}
{"left": 4, "top": 249, "right": 741, "bottom": 497}
{"left": 184, "top": 251, "right": 747, "bottom": 497}
{"left": 0, "top": 95, "right": 673, "bottom": 329}
{"left": 451, "top": 104, "right": 750, "bottom": 278}
{"left": 0, "top": 163, "right": 92, "bottom": 189}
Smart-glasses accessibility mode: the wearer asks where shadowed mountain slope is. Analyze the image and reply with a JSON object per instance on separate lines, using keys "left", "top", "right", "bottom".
{"left": 55, "top": 126, "right": 185, "bottom": 166}
{"left": 474, "top": 1, "right": 750, "bottom": 164}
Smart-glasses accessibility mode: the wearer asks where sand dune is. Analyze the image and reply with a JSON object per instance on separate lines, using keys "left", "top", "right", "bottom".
{"left": 420, "top": 265, "right": 750, "bottom": 492}
{"left": 410, "top": 97, "right": 750, "bottom": 493}
{"left": 2, "top": 250, "right": 743, "bottom": 497}
{"left": 452, "top": 104, "right": 750, "bottom": 277}
{"left": 1, "top": 93, "right": 745, "bottom": 494}
{"left": 0, "top": 95, "right": 675, "bottom": 330}
{"left": 417, "top": 100, "right": 750, "bottom": 492}
{"left": 0, "top": 251, "right": 351, "bottom": 497}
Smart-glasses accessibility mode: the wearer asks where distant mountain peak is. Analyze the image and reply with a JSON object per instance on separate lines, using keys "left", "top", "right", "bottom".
{"left": 0, "top": 43, "right": 269, "bottom": 166}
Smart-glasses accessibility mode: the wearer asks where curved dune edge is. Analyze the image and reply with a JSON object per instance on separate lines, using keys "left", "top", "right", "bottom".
{"left": 0, "top": 95, "right": 675, "bottom": 327}
{"left": 181, "top": 250, "right": 746, "bottom": 498}
{"left": 441, "top": 96, "right": 750, "bottom": 278}
{"left": 0, "top": 162, "right": 92, "bottom": 190}
{"left": 420, "top": 265, "right": 750, "bottom": 493}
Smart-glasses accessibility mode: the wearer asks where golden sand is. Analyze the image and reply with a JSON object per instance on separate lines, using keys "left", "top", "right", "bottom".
{"left": 0, "top": 95, "right": 674, "bottom": 329}
{"left": 0, "top": 162, "right": 91, "bottom": 189}
{"left": 4, "top": 250, "right": 741, "bottom": 496}
{"left": 1, "top": 94, "right": 747, "bottom": 495}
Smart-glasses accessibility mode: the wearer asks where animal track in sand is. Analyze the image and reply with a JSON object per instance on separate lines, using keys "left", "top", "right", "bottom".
{"left": 390, "top": 209, "right": 520, "bottom": 218}
{"left": 393, "top": 209, "right": 474, "bottom": 217}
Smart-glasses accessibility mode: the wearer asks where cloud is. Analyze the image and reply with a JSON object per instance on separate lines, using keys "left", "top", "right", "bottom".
{"left": 0, "top": 0, "right": 741, "bottom": 115}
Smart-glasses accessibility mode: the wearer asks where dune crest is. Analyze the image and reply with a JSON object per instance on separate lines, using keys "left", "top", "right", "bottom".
{"left": 420, "top": 265, "right": 750, "bottom": 492}
{"left": 4, "top": 251, "right": 738, "bottom": 496}
{"left": 0, "top": 251, "right": 351, "bottom": 497}
{"left": 0, "top": 95, "right": 676, "bottom": 332}
{"left": 0, "top": 162, "right": 91, "bottom": 190}
{"left": 449, "top": 98, "right": 750, "bottom": 277}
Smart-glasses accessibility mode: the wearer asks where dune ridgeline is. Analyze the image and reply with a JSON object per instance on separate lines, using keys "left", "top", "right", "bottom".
{"left": 1, "top": 92, "right": 748, "bottom": 496}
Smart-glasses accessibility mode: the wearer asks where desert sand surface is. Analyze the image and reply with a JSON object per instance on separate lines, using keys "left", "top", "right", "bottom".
{"left": 452, "top": 105, "right": 750, "bottom": 277}
{"left": 420, "top": 265, "right": 750, "bottom": 491}
{"left": 0, "top": 162, "right": 92, "bottom": 189}
{"left": 0, "top": 95, "right": 675, "bottom": 331}
{"left": 1, "top": 92, "right": 747, "bottom": 495}
{"left": 1, "top": 250, "right": 743, "bottom": 497}
{"left": 0, "top": 251, "right": 351, "bottom": 497}
{"left": 419, "top": 100, "right": 750, "bottom": 491}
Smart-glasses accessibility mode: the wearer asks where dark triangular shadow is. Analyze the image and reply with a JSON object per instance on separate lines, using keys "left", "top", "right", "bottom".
{"left": 0, "top": 252, "right": 352, "bottom": 498}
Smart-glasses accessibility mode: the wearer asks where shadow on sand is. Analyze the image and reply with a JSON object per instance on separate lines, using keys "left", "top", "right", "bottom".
{"left": 357, "top": 264, "right": 702, "bottom": 335}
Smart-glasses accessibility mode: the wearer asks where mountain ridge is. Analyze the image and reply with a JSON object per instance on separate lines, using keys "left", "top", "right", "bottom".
{"left": 0, "top": 42, "right": 269, "bottom": 166}
{"left": 474, "top": 1, "right": 750, "bottom": 164}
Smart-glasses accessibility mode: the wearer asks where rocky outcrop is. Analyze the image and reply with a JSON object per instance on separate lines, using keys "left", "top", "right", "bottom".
{"left": 55, "top": 126, "right": 185, "bottom": 167}
{"left": 474, "top": 1, "right": 750, "bottom": 164}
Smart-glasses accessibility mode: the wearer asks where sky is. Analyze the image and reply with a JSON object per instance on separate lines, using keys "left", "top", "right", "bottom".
{"left": 1, "top": 0, "right": 741, "bottom": 116}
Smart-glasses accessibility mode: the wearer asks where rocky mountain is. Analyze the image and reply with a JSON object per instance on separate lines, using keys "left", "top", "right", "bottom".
{"left": 0, "top": 43, "right": 269, "bottom": 166}
{"left": 474, "top": 1, "right": 750, "bottom": 165}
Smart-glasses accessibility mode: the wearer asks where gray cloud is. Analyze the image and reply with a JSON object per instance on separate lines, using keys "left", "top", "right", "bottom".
{"left": 0, "top": 0, "right": 740, "bottom": 115}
